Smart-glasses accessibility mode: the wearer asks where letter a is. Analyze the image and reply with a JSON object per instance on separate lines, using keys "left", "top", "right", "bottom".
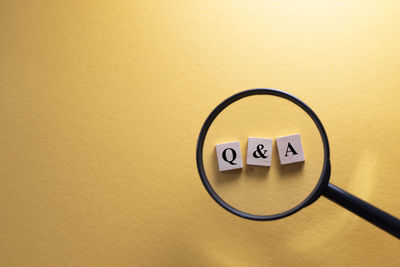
{"left": 285, "top": 142, "right": 298, "bottom": 157}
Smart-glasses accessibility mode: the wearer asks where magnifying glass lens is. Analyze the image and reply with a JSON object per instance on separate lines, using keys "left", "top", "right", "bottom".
{"left": 203, "top": 94, "right": 324, "bottom": 216}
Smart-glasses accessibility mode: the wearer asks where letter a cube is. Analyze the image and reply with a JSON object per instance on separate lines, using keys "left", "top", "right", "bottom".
{"left": 276, "top": 134, "right": 305, "bottom": 165}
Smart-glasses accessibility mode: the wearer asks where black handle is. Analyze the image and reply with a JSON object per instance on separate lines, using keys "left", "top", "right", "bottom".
{"left": 323, "top": 183, "right": 400, "bottom": 239}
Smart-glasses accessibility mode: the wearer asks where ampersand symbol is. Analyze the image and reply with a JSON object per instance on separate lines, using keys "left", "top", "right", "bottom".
{"left": 253, "top": 144, "right": 268, "bottom": 159}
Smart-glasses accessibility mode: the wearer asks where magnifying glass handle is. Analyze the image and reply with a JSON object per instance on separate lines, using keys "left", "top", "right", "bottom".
{"left": 323, "top": 183, "right": 400, "bottom": 239}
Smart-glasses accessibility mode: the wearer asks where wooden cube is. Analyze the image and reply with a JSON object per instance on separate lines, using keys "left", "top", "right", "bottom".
{"left": 246, "top": 137, "right": 273, "bottom": 166}
{"left": 276, "top": 134, "right": 305, "bottom": 165}
{"left": 215, "top": 141, "right": 243, "bottom": 171}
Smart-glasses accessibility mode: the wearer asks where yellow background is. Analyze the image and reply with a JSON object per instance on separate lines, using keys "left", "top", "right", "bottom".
{"left": 1, "top": 1, "right": 400, "bottom": 266}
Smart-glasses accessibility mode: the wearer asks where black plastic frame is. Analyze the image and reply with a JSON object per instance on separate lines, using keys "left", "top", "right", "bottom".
{"left": 196, "top": 88, "right": 331, "bottom": 220}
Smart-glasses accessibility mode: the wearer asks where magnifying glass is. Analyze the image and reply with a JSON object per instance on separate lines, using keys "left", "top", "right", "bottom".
{"left": 196, "top": 88, "right": 400, "bottom": 239}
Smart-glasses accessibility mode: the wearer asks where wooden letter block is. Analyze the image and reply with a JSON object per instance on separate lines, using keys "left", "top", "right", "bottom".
{"left": 246, "top": 137, "right": 273, "bottom": 167}
{"left": 276, "top": 134, "right": 305, "bottom": 165}
{"left": 215, "top": 141, "right": 243, "bottom": 171}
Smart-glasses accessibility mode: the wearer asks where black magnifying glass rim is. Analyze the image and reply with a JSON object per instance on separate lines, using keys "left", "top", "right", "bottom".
{"left": 196, "top": 88, "right": 331, "bottom": 221}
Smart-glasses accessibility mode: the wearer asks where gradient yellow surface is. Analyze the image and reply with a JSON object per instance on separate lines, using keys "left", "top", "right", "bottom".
{"left": 1, "top": 1, "right": 400, "bottom": 266}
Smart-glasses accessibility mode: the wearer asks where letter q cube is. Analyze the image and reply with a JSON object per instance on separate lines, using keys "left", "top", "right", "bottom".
{"left": 215, "top": 141, "right": 243, "bottom": 171}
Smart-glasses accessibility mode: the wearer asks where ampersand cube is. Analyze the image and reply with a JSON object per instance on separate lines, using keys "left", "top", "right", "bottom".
{"left": 276, "top": 134, "right": 305, "bottom": 165}
{"left": 215, "top": 141, "right": 243, "bottom": 171}
{"left": 246, "top": 137, "right": 273, "bottom": 167}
